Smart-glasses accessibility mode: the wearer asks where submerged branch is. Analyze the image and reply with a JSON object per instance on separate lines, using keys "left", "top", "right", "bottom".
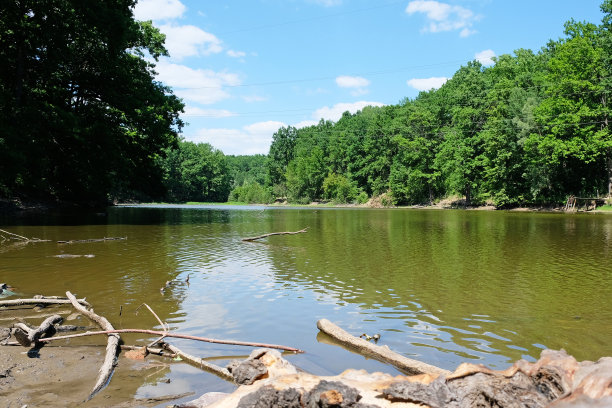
{"left": 162, "top": 342, "right": 234, "bottom": 382}
{"left": 57, "top": 236, "right": 127, "bottom": 244}
{"left": 242, "top": 227, "right": 308, "bottom": 242}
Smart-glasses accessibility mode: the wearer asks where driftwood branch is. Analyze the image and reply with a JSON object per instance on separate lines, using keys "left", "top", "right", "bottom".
{"left": 317, "top": 318, "right": 449, "bottom": 376}
{"left": 0, "top": 297, "right": 91, "bottom": 308}
{"left": 65, "top": 291, "right": 120, "bottom": 401}
{"left": 57, "top": 237, "right": 126, "bottom": 244}
{"left": 13, "top": 314, "right": 63, "bottom": 347}
{"left": 162, "top": 342, "right": 234, "bottom": 382}
{"left": 0, "top": 228, "right": 51, "bottom": 243}
{"left": 242, "top": 227, "right": 308, "bottom": 242}
{"left": 37, "top": 328, "right": 304, "bottom": 353}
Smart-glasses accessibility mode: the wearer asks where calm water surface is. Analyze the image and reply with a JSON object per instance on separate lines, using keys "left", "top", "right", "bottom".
{"left": 1, "top": 206, "right": 611, "bottom": 404}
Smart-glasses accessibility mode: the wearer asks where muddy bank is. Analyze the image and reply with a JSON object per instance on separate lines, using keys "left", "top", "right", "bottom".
{"left": 0, "top": 344, "right": 200, "bottom": 408}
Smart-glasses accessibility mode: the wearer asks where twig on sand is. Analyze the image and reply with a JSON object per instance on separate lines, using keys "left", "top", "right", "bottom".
{"left": 242, "top": 227, "right": 308, "bottom": 242}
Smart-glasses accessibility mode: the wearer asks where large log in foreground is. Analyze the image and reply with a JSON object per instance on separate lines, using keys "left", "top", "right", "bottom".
{"left": 317, "top": 318, "right": 450, "bottom": 377}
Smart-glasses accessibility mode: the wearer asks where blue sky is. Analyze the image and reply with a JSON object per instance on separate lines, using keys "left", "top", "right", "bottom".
{"left": 133, "top": 0, "right": 605, "bottom": 155}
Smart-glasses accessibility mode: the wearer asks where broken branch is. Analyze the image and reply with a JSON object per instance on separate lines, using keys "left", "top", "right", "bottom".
{"left": 242, "top": 227, "right": 308, "bottom": 242}
{"left": 13, "top": 314, "right": 63, "bottom": 347}
{"left": 65, "top": 291, "right": 120, "bottom": 401}
{"left": 162, "top": 342, "right": 234, "bottom": 382}
{"left": 57, "top": 237, "right": 126, "bottom": 244}
{"left": 36, "top": 328, "right": 304, "bottom": 353}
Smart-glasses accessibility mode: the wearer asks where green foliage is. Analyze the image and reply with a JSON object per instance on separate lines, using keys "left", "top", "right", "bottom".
{"left": 0, "top": 0, "right": 184, "bottom": 204}
{"left": 322, "top": 173, "right": 357, "bottom": 203}
{"left": 226, "top": 154, "right": 268, "bottom": 188}
{"left": 228, "top": 182, "right": 273, "bottom": 204}
{"left": 159, "top": 141, "right": 230, "bottom": 202}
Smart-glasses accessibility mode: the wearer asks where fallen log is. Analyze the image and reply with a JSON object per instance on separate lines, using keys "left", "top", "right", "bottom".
{"left": 12, "top": 314, "right": 63, "bottom": 347}
{"left": 241, "top": 227, "right": 308, "bottom": 242}
{"left": 317, "top": 318, "right": 449, "bottom": 376}
{"left": 65, "top": 291, "right": 120, "bottom": 401}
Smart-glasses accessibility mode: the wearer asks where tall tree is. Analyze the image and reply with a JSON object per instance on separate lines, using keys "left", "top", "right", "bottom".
{"left": 0, "top": 0, "right": 183, "bottom": 204}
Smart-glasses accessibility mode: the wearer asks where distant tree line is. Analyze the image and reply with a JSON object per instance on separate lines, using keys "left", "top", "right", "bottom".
{"left": 2, "top": 1, "right": 610, "bottom": 207}
{"left": 263, "top": 2, "right": 612, "bottom": 207}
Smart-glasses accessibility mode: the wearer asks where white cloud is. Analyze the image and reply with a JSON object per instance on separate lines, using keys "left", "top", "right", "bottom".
{"left": 336, "top": 76, "right": 370, "bottom": 96}
{"left": 227, "top": 50, "right": 246, "bottom": 58}
{"left": 475, "top": 49, "right": 496, "bottom": 66}
{"left": 336, "top": 76, "right": 370, "bottom": 88}
{"left": 314, "top": 101, "right": 385, "bottom": 122}
{"left": 158, "top": 24, "right": 223, "bottom": 60}
{"left": 407, "top": 76, "right": 448, "bottom": 91}
{"left": 293, "top": 120, "right": 319, "bottom": 129}
{"left": 133, "top": 0, "right": 186, "bottom": 21}
{"left": 155, "top": 61, "right": 240, "bottom": 104}
{"left": 182, "top": 107, "right": 235, "bottom": 118}
{"left": 190, "top": 121, "right": 287, "bottom": 155}
{"left": 406, "top": 1, "right": 480, "bottom": 37}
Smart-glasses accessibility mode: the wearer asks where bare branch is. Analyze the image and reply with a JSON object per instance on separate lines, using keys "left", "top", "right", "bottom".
{"left": 242, "top": 227, "right": 308, "bottom": 242}
{"left": 65, "top": 291, "right": 120, "bottom": 401}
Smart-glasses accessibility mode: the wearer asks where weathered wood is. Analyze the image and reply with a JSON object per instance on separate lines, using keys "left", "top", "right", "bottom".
{"left": 0, "top": 297, "right": 91, "bottom": 308}
{"left": 0, "top": 228, "right": 50, "bottom": 242}
{"left": 57, "top": 236, "right": 126, "bottom": 244}
{"left": 317, "top": 318, "right": 449, "bottom": 376}
{"left": 12, "top": 314, "right": 63, "bottom": 347}
{"left": 37, "top": 328, "right": 305, "bottom": 353}
{"left": 241, "top": 228, "right": 308, "bottom": 242}
{"left": 65, "top": 291, "right": 120, "bottom": 401}
{"left": 162, "top": 342, "right": 234, "bottom": 382}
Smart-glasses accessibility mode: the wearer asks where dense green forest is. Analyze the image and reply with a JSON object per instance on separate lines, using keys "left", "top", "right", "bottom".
{"left": 1, "top": 1, "right": 611, "bottom": 207}
{"left": 0, "top": 0, "right": 184, "bottom": 205}
{"left": 258, "top": 3, "right": 612, "bottom": 207}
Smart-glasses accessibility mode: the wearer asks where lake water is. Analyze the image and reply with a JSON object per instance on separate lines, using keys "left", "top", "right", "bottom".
{"left": 1, "top": 205, "right": 611, "bottom": 404}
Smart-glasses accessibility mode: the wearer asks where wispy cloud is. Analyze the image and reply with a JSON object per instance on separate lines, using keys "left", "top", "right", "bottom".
{"left": 314, "top": 101, "right": 385, "bottom": 122}
{"left": 475, "top": 49, "right": 496, "bottom": 66}
{"left": 191, "top": 121, "right": 287, "bottom": 155}
{"left": 406, "top": 0, "right": 480, "bottom": 37}
{"left": 227, "top": 50, "right": 247, "bottom": 58}
{"left": 407, "top": 76, "right": 448, "bottom": 91}
{"left": 182, "top": 107, "right": 236, "bottom": 118}
{"left": 155, "top": 61, "right": 240, "bottom": 104}
{"left": 307, "top": 0, "right": 343, "bottom": 7}
{"left": 133, "top": 0, "right": 186, "bottom": 21}
{"left": 336, "top": 76, "right": 371, "bottom": 96}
